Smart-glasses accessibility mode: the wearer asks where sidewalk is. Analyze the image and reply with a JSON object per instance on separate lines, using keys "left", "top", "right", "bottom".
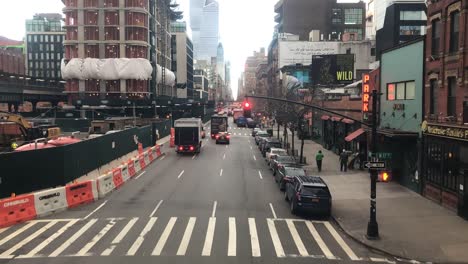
{"left": 275, "top": 127, "right": 468, "bottom": 263}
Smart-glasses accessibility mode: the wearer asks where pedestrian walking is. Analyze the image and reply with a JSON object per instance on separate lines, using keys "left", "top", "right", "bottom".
{"left": 315, "top": 150, "right": 324, "bottom": 172}
{"left": 339, "top": 149, "right": 349, "bottom": 172}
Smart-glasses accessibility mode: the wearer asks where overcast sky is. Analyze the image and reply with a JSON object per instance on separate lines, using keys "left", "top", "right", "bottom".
{"left": 0, "top": 0, "right": 361, "bottom": 99}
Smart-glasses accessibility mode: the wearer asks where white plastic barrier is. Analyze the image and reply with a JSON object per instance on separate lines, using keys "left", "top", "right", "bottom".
{"left": 86, "top": 169, "right": 100, "bottom": 179}
{"left": 97, "top": 172, "right": 116, "bottom": 198}
{"left": 133, "top": 157, "right": 142, "bottom": 174}
{"left": 120, "top": 164, "right": 130, "bottom": 182}
{"left": 144, "top": 151, "right": 150, "bottom": 165}
{"left": 33, "top": 187, "right": 68, "bottom": 216}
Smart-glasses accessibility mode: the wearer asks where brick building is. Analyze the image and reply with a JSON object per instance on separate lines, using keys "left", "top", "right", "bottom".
{"left": 422, "top": 0, "right": 468, "bottom": 217}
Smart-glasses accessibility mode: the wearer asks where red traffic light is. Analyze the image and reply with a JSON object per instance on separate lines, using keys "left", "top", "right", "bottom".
{"left": 244, "top": 102, "right": 250, "bottom": 108}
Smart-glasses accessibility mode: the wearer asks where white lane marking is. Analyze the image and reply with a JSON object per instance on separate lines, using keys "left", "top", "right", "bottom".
{"left": 18, "top": 220, "right": 79, "bottom": 259}
{"left": 102, "top": 217, "right": 138, "bottom": 256}
{"left": 0, "top": 222, "right": 36, "bottom": 247}
{"left": 75, "top": 219, "right": 117, "bottom": 256}
{"left": 324, "top": 221, "right": 359, "bottom": 260}
{"left": 228, "top": 217, "right": 237, "bottom": 256}
{"left": 177, "top": 170, "right": 185, "bottom": 179}
{"left": 176, "top": 217, "right": 196, "bottom": 256}
{"left": 226, "top": 145, "right": 228, "bottom": 148}
{"left": 135, "top": 171, "right": 146, "bottom": 180}
{"left": 149, "top": 200, "right": 163, "bottom": 218}
{"left": 160, "top": 156, "right": 166, "bottom": 160}
{"left": 152, "top": 217, "right": 177, "bottom": 255}
{"left": 250, "top": 146, "right": 253, "bottom": 150}
{"left": 211, "top": 201, "right": 217, "bottom": 218}
{"left": 286, "top": 219, "right": 309, "bottom": 256}
{"left": 0, "top": 221, "right": 57, "bottom": 259}
{"left": 269, "top": 203, "right": 277, "bottom": 219}
{"left": 219, "top": 169, "right": 223, "bottom": 176}
{"left": 223, "top": 153, "right": 226, "bottom": 160}
{"left": 50, "top": 219, "right": 98, "bottom": 257}
{"left": 253, "top": 155, "right": 257, "bottom": 161}
{"left": 258, "top": 171, "right": 263, "bottom": 179}
{"left": 192, "top": 154, "right": 197, "bottom": 160}
{"left": 84, "top": 200, "right": 108, "bottom": 219}
{"left": 248, "top": 218, "right": 261, "bottom": 257}
{"left": 126, "top": 217, "right": 157, "bottom": 256}
{"left": 305, "top": 221, "right": 336, "bottom": 259}
{"left": 201, "top": 217, "right": 216, "bottom": 256}
{"left": 267, "top": 219, "right": 285, "bottom": 257}
{"left": 370, "top": 257, "right": 396, "bottom": 263}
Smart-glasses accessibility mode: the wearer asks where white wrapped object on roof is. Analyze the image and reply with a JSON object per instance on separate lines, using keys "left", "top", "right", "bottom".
{"left": 61, "top": 58, "right": 153, "bottom": 81}
{"left": 155, "top": 64, "right": 175, "bottom": 87}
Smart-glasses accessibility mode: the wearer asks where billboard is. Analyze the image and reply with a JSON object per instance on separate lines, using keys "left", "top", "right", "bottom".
{"left": 278, "top": 41, "right": 339, "bottom": 68}
{"left": 310, "top": 54, "right": 355, "bottom": 85}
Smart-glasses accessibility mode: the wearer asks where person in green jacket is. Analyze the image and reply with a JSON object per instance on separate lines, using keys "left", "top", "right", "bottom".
{"left": 316, "top": 150, "right": 324, "bottom": 172}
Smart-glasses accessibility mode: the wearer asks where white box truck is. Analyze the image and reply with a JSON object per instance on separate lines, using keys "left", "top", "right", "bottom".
{"left": 174, "top": 118, "right": 203, "bottom": 154}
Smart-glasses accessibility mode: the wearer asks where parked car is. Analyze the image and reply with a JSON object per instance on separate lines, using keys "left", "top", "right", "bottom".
{"left": 285, "top": 175, "right": 332, "bottom": 217}
{"left": 237, "top": 116, "right": 247, "bottom": 127}
{"left": 259, "top": 137, "right": 270, "bottom": 152}
{"left": 275, "top": 165, "right": 306, "bottom": 191}
{"left": 261, "top": 138, "right": 282, "bottom": 157}
{"left": 215, "top": 132, "right": 230, "bottom": 144}
{"left": 251, "top": 128, "right": 261, "bottom": 137}
{"left": 255, "top": 131, "right": 269, "bottom": 145}
{"left": 247, "top": 118, "right": 257, "bottom": 128}
{"left": 265, "top": 148, "right": 287, "bottom": 165}
{"left": 271, "top": 155, "right": 298, "bottom": 175}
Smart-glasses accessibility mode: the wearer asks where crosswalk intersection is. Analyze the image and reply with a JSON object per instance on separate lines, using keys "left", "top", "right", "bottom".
{"left": 0, "top": 216, "right": 383, "bottom": 261}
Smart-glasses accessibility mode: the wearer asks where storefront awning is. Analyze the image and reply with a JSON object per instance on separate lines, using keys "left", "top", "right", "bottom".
{"left": 345, "top": 128, "right": 365, "bottom": 142}
{"left": 321, "top": 115, "right": 330, "bottom": 120}
{"left": 342, "top": 118, "right": 355, "bottom": 124}
{"left": 331, "top": 116, "right": 342, "bottom": 122}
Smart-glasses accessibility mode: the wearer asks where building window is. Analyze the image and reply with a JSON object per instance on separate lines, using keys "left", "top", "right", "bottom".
{"left": 447, "top": 77, "right": 457, "bottom": 116}
{"left": 105, "top": 27, "right": 120, "bottom": 40}
{"left": 85, "top": 11, "right": 98, "bottom": 25}
{"left": 105, "top": 11, "right": 119, "bottom": 25}
{"left": 65, "top": 11, "right": 78, "bottom": 26}
{"left": 344, "top": 28, "right": 363, "bottom": 40}
{"left": 85, "top": 44, "right": 99, "bottom": 58}
{"left": 104, "top": 0, "right": 119, "bottom": 7}
{"left": 84, "top": 0, "right": 98, "bottom": 7}
{"left": 125, "top": 12, "right": 148, "bottom": 27}
{"left": 126, "top": 45, "right": 147, "bottom": 58}
{"left": 105, "top": 44, "right": 120, "bottom": 58}
{"left": 387, "top": 81, "right": 415, "bottom": 100}
{"left": 431, "top": 19, "right": 441, "bottom": 56}
{"left": 449, "top": 11, "right": 460, "bottom": 53}
{"left": 64, "top": 0, "right": 78, "bottom": 7}
{"left": 332, "top": 8, "right": 342, "bottom": 24}
{"left": 344, "top": 8, "right": 362, "bottom": 25}
{"left": 400, "top": 25, "right": 425, "bottom": 36}
{"left": 400, "top": 10, "right": 427, "bottom": 20}
{"left": 125, "top": 0, "right": 148, "bottom": 10}
{"left": 84, "top": 27, "right": 99, "bottom": 40}
{"left": 429, "top": 79, "right": 438, "bottom": 114}
{"left": 66, "top": 28, "right": 78, "bottom": 40}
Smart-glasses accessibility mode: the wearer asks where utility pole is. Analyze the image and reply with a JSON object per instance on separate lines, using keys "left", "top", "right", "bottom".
{"left": 367, "top": 89, "right": 379, "bottom": 239}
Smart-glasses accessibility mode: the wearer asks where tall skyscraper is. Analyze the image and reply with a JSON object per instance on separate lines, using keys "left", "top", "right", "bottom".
{"left": 191, "top": 0, "right": 219, "bottom": 61}
{"left": 216, "top": 43, "right": 224, "bottom": 81}
{"left": 25, "top": 13, "right": 64, "bottom": 79}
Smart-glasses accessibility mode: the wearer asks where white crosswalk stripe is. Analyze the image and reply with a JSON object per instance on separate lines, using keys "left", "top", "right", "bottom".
{"left": 0, "top": 216, "right": 379, "bottom": 261}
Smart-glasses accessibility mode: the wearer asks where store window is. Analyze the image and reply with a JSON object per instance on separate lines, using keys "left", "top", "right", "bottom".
{"left": 425, "top": 139, "right": 459, "bottom": 192}
{"left": 447, "top": 77, "right": 457, "bottom": 116}
{"left": 449, "top": 11, "right": 460, "bottom": 53}
{"left": 429, "top": 79, "right": 438, "bottom": 114}
{"left": 400, "top": 10, "right": 426, "bottom": 20}
{"left": 344, "top": 8, "right": 362, "bottom": 25}
{"left": 431, "top": 19, "right": 441, "bottom": 56}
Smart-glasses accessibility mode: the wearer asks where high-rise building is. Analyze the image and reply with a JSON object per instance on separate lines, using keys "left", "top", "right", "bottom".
{"left": 193, "top": 69, "right": 209, "bottom": 101}
{"left": 216, "top": 43, "right": 224, "bottom": 82}
{"left": 193, "top": 0, "right": 219, "bottom": 61}
{"left": 244, "top": 48, "right": 267, "bottom": 98}
{"left": 237, "top": 72, "right": 245, "bottom": 100}
{"left": 225, "top": 61, "right": 231, "bottom": 100}
{"left": 25, "top": 13, "right": 65, "bottom": 79}
{"left": 189, "top": 0, "right": 204, "bottom": 59}
{"left": 61, "top": 0, "right": 175, "bottom": 105}
{"left": 171, "top": 21, "right": 194, "bottom": 99}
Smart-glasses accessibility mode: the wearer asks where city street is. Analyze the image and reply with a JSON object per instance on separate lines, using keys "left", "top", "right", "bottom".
{"left": 0, "top": 119, "right": 391, "bottom": 264}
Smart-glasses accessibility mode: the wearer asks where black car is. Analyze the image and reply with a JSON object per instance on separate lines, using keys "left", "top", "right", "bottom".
{"left": 251, "top": 128, "right": 261, "bottom": 137}
{"left": 285, "top": 176, "right": 332, "bottom": 217}
{"left": 275, "top": 165, "right": 306, "bottom": 191}
{"left": 215, "top": 132, "right": 230, "bottom": 144}
{"left": 271, "top": 155, "right": 297, "bottom": 175}
{"left": 255, "top": 132, "right": 269, "bottom": 145}
{"left": 258, "top": 137, "right": 270, "bottom": 151}
{"left": 261, "top": 138, "right": 282, "bottom": 157}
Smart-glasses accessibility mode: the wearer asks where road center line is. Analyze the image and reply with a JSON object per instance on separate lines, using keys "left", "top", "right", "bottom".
{"left": 250, "top": 146, "right": 253, "bottom": 150}
{"left": 269, "top": 203, "right": 278, "bottom": 219}
{"left": 135, "top": 171, "right": 146, "bottom": 180}
{"left": 219, "top": 169, "right": 223, "bottom": 176}
{"left": 177, "top": 170, "right": 185, "bottom": 179}
{"left": 253, "top": 155, "right": 257, "bottom": 161}
{"left": 149, "top": 200, "right": 163, "bottom": 217}
{"left": 223, "top": 153, "right": 226, "bottom": 160}
{"left": 258, "top": 171, "right": 263, "bottom": 179}
{"left": 84, "top": 200, "right": 108, "bottom": 219}
{"left": 211, "top": 201, "right": 217, "bottom": 218}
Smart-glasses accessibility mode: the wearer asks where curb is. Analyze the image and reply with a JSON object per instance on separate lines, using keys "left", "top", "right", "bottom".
{"left": 330, "top": 215, "right": 430, "bottom": 264}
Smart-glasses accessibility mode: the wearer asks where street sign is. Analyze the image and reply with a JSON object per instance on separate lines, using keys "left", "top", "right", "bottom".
{"left": 364, "top": 161, "right": 386, "bottom": 170}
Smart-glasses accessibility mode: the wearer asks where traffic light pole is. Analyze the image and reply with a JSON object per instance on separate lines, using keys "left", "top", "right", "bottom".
{"left": 367, "top": 89, "right": 379, "bottom": 239}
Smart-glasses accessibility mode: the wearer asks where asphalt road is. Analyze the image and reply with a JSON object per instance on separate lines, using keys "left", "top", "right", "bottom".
{"left": 0, "top": 118, "right": 392, "bottom": 264}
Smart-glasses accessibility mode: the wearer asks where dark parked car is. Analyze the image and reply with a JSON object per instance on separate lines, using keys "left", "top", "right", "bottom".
{"left": 259, "top": 137, "right": 271, "bottom": 152}
{"left": 251, "top": 128, "right": 261, "bottom": 137}
{"left": 271, "top": 155, "right": 297, "bottom": 174}
{"left": 275, "top": 165, "right": 306, "bottom": 191}
{"left": 247, "top": 118, "right": 257, "bottom": 128}
{"left": 255, "top": 131, "right": 269, "bottom": 145}
{"left": 285, "top": 176, "right": 332, "bottom": 217}
{"left": 261, "top": 138, "right": 282, "bottom": 157}
{"left": 215, "top": 132, "right": 230, "bottom": 144}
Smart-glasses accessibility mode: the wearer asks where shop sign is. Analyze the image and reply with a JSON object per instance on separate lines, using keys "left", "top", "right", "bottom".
{"left": 422, "top": 122, "right": 468, "bottom": 140}
{"left": 362, "top": 74, "right": 370, "bottom": 121}
{"left": 393, "top": 104, "right": 405, "bottom": 111}
{"left": 368, "top": 152, "right": 392, "bottom": 159}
